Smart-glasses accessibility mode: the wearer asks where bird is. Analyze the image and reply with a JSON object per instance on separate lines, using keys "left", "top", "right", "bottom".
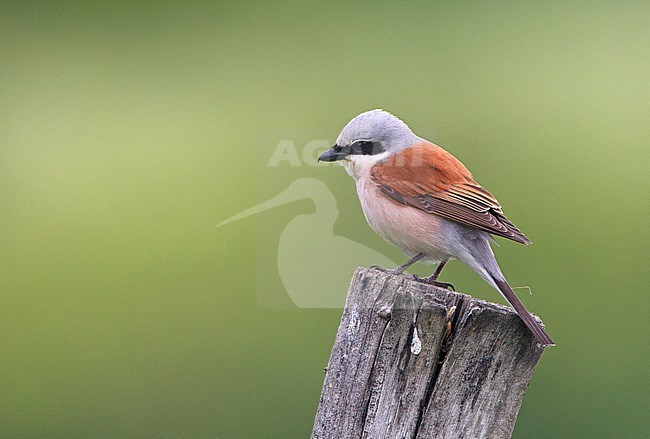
{"left": 318, "top": 109, "right": 554, "bottom": 346}
{"left": 217, "top": 178, "right": 397, "bottom": 308}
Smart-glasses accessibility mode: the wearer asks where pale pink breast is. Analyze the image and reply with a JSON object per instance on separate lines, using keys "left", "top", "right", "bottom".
{"left": 356, "top": 175, "right": 456, "bottom": 264}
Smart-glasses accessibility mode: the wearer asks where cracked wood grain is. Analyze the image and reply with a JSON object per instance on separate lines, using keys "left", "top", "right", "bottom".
{"left": 311, "top": 267, "right": 548, "bottom": 439}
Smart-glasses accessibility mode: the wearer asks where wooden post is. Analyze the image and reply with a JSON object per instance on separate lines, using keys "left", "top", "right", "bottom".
{"left": 312, "top": 267, "right": 548, "bottom": 439}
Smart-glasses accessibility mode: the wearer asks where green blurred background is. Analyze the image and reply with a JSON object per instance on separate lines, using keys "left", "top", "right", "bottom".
{"left": 2, "top": 1, "right": 649, "bottom": 438}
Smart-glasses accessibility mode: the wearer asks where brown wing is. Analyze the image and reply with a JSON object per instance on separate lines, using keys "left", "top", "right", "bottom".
{"left": 370, "top": 142, "right": 531, "bottom": 244}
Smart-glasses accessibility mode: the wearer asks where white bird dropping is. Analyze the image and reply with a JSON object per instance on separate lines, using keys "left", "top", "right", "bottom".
{"left": 411, "top": 326, "right": 422, "bottom": 355}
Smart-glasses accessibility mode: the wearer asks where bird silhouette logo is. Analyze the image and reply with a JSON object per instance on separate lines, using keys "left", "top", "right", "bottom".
{"left": 217, "top": 177, "right": 396, "bottom": 308}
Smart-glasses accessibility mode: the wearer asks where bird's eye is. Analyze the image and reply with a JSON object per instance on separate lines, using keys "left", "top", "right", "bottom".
{"left": 350, "top": 140, "right": 384, "bottom": 156}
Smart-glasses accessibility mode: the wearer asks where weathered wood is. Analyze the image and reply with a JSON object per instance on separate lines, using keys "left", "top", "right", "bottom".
{"left": 312, "top": 267, "right": 547, "bottom": 439}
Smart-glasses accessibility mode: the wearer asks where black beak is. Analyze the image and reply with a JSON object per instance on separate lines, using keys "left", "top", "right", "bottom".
{"left": 318, "top": 145, "right": 349, "bottom": 162}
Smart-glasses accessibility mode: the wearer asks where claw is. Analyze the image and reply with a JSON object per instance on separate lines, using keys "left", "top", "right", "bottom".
{"left": 413, "top": 275, "right": 455, "bottom": 290}
{"left": 433, "top": 281, "right": 455, "bottom": 291}
{"left": 370, "top": 265, "right": 389, "bottom": 272}
{"left": 371, "top": 265, "right": 407, "bottom": 276}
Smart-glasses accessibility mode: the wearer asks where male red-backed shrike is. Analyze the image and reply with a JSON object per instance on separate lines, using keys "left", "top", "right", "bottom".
{"left": 318, "top": 109, "right": 554, "bottom": 346}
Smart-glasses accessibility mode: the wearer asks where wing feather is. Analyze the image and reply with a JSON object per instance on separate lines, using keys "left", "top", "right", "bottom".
{"left": 370, "top": 142, "right": 531, "bottom": 244}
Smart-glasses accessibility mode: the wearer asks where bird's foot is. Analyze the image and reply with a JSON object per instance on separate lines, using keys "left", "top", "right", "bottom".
{"left": 413, "top": 275, "right": 455, "bottom": 290}
{"left": 370, "top": 265, "right": 405, "bottom": 275}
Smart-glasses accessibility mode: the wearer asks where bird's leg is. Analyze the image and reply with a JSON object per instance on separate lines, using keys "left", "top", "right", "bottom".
{"left": 393, "top": 253, "right": 425, "bottom": 273}
{"left": 416, "top": 260, "right": 455, "bottom": 290}
{"left": 371, "top": 253, "right": 424, "bottom": 275}
{"left": 429, "top": 260, "right": 447, "bottom": 281}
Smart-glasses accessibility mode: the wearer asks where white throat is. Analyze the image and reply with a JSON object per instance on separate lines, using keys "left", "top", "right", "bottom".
{"left": 341, "top": 152, "right": 391, "bottom": 180}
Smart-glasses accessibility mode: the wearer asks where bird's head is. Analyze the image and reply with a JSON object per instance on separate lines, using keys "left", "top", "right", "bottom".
{"left": 318, "top": 110, "right": 420, "bottom": 177}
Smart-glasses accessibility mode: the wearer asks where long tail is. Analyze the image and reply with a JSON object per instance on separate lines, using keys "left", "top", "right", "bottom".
{"left": 462, "top": 235, "right": 555, "bottom": 347}
{"left": 491, "top": 276, "right": 555, "bottom": 347}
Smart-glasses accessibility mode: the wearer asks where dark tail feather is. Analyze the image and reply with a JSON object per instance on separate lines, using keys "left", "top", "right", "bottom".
{"left": 492, "top": 276, "right": 555, "bottom": 347}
